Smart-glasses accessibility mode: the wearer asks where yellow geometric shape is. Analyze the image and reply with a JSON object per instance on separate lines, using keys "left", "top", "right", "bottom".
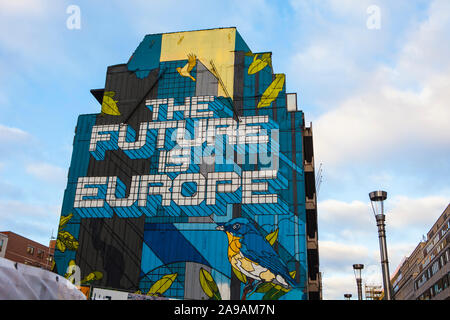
{"left": 248, "top": 53, "right": 272, "bottom": 75}
{"left": 101, "top": 91, "right": 120, "bottom": 116}
{"left": 265, "top": 228, "right": 279, "bottom": 246}
{"left": 199, "top": 268, "right": 221, "bottom": 300}
{"left": 160, "top": 28, "right": 236, "bottom": 99}
{"left": 147, "top": 273, "right": 178, "bottom": 297}
{"left": 257, "top": 74, "right": 285, "bottom": 108}
{"left": 232, "top": 267, "right": 248, "bottom": 283}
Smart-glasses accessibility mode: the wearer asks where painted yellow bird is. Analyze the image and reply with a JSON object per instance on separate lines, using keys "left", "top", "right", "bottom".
{"left": 176, "top": 53, "right": 196, "bottom": 81}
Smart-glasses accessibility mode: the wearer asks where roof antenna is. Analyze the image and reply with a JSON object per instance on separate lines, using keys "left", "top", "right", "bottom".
{"left": 316, "top": 163, "right": 323, "bottom": 196}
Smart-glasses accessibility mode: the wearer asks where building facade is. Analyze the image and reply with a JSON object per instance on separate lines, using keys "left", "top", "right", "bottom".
{"left": 0, "top": 231, "right": 54, "bottom": 270}
{"left": 392, "top": 204, "right": 449, "bottom": 300}
{"left": 54, "top": 28, "right": 321, "bottom": 300}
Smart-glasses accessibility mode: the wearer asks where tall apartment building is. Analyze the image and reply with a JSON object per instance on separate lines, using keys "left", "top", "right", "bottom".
{"left": 392, "top": 204, "right": 449, "bottom": 300}
{"left": 53, "top": 28, "right": 321, "bottom": 300}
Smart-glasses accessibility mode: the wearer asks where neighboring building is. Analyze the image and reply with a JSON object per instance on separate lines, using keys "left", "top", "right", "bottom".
{"left": 391, "top": 242, "right": 426, "bottom": 300}
{"left": 365, "top": 284, "right": 383, "bottom": 300}
{"left": 54, "top": 27, "right": 320, "bottom": 300}
{"left": 392, "top": 204, "right": 450, "bottom": 300}
{"left": 0, "top": 231, "right": 54, "bottom": 270}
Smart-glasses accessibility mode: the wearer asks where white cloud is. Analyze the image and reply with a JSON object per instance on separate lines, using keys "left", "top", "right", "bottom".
{"left": 0, "top": 0, "right": 48, "bottom": 16}
{"left": 0, "top": 199, "right": 60, "bottom": 245}
{"left": 319, "top": 240, "right": 371, "bottom": 270}
{"left": 319, "top": 199, "right": 372, "bottom": 224}
{"left": 0, "top": 124, "right": 30, "bottom": 142}
{"left": 387, "top": 195, "right": 449, "bottom": 230}
{"left": 311, "top": 1, "right": 450, "bottom": 167}
{"left": 321, "top": 273, "right": 356, "bottom": 300}
{"left": 25, "top": 162, "right": 67, "bottom": 186}
{"left": 0, "top": 124, "right": 34, "bottom": 160}
{"left": 319, "top": 195, "right": 449, "bottom": 238}
{"left": 314, "top": 70, "right": 450, "bottom": 166}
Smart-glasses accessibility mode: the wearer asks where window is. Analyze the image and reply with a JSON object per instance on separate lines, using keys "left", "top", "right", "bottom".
{"left": 434, "top": 281, "right": 443, "bottom": 296}
{"left": 443, "top": 273, "right": 449, "bottom": 290}
{"left": 0, "top": 239, "right": 3, "bottom": 252}
{"left": 431, "top": 260, "right": 440, "bottom": 276}
{"left": 37, "top": 249, "right": 44, "bottom": 259}
{"left": 419, "top": 288, "right": 432, "bottom": 300}
{"left": 26, "top": 246, "right": 35, "bottom": 255}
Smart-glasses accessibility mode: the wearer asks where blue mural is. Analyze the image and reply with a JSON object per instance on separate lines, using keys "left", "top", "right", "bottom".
{"left": 54, "top": 28, "right": 308, "bottom": 300}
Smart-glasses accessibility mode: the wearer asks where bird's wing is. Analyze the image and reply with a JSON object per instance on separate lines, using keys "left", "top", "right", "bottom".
{"left": 240, "top": 232, "right": 293, "bottom": 284}
{"left": 187, "top": 54, "right": 196, "bottom": 72}
{"left": 179, "top": 61, "right": 189, "bottom": 74}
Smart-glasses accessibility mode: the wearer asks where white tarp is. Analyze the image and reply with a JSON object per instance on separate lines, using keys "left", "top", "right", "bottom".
{"left": 0, "top": 257, "right": 86, "bottom": 300}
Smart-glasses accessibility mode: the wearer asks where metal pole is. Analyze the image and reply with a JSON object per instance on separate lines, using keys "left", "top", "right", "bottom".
{"left": 356, "top": 278, "right": 363, "bottom": 300}
{"left": 376, "top": 214, "right": 393, "bottom": 300}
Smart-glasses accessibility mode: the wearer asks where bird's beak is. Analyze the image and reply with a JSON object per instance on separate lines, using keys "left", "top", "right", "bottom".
{"left": 216, "top": 224, "right": 225, "bottom": 231}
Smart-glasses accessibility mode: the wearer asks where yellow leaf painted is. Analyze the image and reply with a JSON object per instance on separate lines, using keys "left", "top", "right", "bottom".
{"left": 232, "top": 267, "right": 247, "bottom": 283}
{"left": 58, "top": 230, "right": 79, "bottom": 251}
{"left": 101, "top": 91, "right": 121, "bottom": 116}
{"left": 56, "top": 239, "right": 66, "bottom": 253}
{"left": 257, "top": 74, "right": 285, "bottom": 108}
{"left": 147, "top": 273, "right": 177, "bottom": 297}
{"left": 261, "top": 53, "right": 272, "bottom": 67}
{"left": 248, "top": 53, "right": 272, "bottom": 75}
{"left": 265, "top": 228, "right": 279, "bottom": 246}
{"left": 248, "top": 54, "right": 267, "bottom": 75}
{"left": 199, "top": 268, "right": 221, "bottom": 300}
{"left": 290, "top": 270, "right": 296, "bottom": 279}
{"left": 81, "top": 271, "right": 103, "bottom": 284}
{"left": 59, "top": 213, "right": 73, "bottom": 228}
{"left": 255, "top": 282, "right": 274, "bottom": 293}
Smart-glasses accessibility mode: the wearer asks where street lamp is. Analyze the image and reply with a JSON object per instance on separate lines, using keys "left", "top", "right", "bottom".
{"left": 353, "top": 264, "right": 364, "bottom": 300}
{"left": 369, "top": 190, "right": 393, "bottom": 300}
{"left": 344, "top": 293, "right": 352, "bottom": 300}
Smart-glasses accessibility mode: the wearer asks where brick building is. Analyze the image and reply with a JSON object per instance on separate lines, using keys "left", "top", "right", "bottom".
{"left": 0, "top": 231, "right": 54, "bottom": 270}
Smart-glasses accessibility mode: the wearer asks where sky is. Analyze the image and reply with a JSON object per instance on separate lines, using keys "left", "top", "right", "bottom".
{"left": 0, "top": 0, "right": 449, "bottom": 300}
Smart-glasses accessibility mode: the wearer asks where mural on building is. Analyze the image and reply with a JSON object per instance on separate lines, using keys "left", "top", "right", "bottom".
{"left": 54, "top": 28, "right": 308, "bottom": 300}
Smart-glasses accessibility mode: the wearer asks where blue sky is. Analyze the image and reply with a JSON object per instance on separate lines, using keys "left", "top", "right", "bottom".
{"left": 0, "top": 0, "right": 449, "bottom": 300}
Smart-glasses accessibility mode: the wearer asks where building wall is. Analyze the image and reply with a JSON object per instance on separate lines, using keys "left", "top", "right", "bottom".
{"left": 0, "top": 233, "right": 8, "bottom": 258}
{"left": 392, "top": 205, "right": 449, "bottom": 300}
{"left": 54, "top": 28, "right": 320, "bottom": 300}
{"left": 414, "top": 205, "right": 450, "bottom": 300}
{"left": 302, "top": 125, "right": 321, "bottom": 300}
{"left": 0, "top": 231, "right": 54, "bottom": 270}
{"left": 392, "top": 242, "right": 425, "bottom": 300}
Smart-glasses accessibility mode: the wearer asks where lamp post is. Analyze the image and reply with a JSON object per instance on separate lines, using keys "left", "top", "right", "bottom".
{"left": 353, "top": 264, "right": 364, "bottom": 300}
{"left": 344, "top": 293, "right": 352, "bottom": 300}
{"left": 369, "top": 190, "right": 393, "bottom": 300}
